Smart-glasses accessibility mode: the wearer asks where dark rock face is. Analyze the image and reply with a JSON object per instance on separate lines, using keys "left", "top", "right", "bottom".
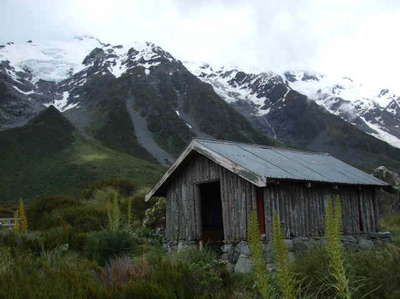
{"left": 0, "top": 40, "right": 274, "bottom": 164}
{"left": 192, "top": 65, "right": 400, "bottom": 172}
{"left": 1, "top": 38, "right": 400, "bottom": 171}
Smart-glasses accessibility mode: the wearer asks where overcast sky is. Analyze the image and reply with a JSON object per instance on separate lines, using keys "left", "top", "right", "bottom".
{"left": 2, "top": 0, "right": 400, "bottom": 90}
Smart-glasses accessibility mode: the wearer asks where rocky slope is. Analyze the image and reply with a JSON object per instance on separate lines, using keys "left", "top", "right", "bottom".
{"left": 186, "top": 63, "right": 400, "bottom": 149}
{"left": 186, "top": 63, "right": 400, "bottom": 171}
{"left": 0, "top": 36, "right": 274, "bottom": 166}
{"left": 1, "top": 36, "right": 400, "bottom": 173}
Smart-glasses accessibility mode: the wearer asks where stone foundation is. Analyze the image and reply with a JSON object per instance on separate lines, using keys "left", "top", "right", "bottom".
{"left": 165, "top": 232, "right": 392, "bottom": 273}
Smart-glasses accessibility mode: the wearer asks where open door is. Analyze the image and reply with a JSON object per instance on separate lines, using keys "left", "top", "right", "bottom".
{"left": 199, "top": 181, "right": 224, "bottom": 242}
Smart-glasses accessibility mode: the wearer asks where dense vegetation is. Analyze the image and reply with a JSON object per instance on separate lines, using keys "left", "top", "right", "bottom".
{"left": 0, "top": 107, "right": 163, "bottom": 202}
{"left": 1, "top": 183, "right": 400, "bottom": 298}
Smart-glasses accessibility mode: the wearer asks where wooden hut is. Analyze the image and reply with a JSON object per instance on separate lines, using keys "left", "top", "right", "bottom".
{"left": 145, "top": 138, "right": 389, "bottom": 244}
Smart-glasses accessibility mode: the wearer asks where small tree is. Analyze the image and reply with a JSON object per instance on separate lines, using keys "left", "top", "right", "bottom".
{"left": 325, "top": 195, "right": 351, "bottom": 299}
{"left": 272, "top": 212, "right": 295, "bottom": 299}
{"left": 248, "top": 210, "right": 271, "bottom": 299}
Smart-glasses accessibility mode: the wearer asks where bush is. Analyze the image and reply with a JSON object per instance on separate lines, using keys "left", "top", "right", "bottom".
{"left": 82, "top": 178, "right": 136, "bottom": 200}
{"left": 292, "top": 245, "right": 335, "bottom": 298}
{"left": 0, "top": 250, "right": 103, "bottom": 299}
{"left": 293, "top": 244, "right": 400, "bottom": 299}
{"left": 60, "top": 205, "right": 107, "bottom": 232}
{"left": 86, "top": 230, "right": 137, "bottom": 265}
{"left": 28, "top": 195, "right": 81, "bottom": 230}
{"left": 128, "top": 187, "right": 151, "bottom": 224}
{"left": 380, "top": 213, "right": 400, "bottom": 245}
{"left": 346, "top": 245, "right": 400, "bottom": 299}
{"left": 143, "top": 197, "right": 165, "bottom": 230}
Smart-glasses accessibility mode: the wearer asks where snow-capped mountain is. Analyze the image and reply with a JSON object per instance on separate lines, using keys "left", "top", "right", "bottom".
{"left": 1, "top": 36, "right": 400, "bottom": 172}
{"left": 185, "top": 62, "right": 400, "bottom": 149}
{"left": 285, "top": 71, "right": 400, "bottom": 148}
{"left": 0, "top": 36, "right": 176, "bottom": 118}
{"left": 0, "top": 36, "right": 271, "bottom": 165}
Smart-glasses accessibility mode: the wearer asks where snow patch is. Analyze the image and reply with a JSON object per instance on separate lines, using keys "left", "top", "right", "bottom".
{"left": 0, "top": 36, "right": 102, "bottom": 82}
{"left": 44, "top": 91, "right": 79, "bottom": 112}
{"left": 13, "top": 85, "right": 34, "bottom": 95}
{"left": 360, "top": 116, "right": 400, "bottom": 148}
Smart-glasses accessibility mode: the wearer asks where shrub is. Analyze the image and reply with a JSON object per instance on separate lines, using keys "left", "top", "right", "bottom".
{"left": 86, "top": 230, "right": 137, "bottom": 265}
{"left": 272, "top": 212, "right": 295, "bottom": 299}
{"left": 0, "top": 250, "right": 104, "bottom": 299}
{"left": 346, "top": 244, "right": 400, "bottom": 299}
{"left": 28, "top": 195, "right": 81, "bottom": 230}
{"left": 127, "top": 187, "right": 151, "bottom": 224}
{"left": 380, "top": 213, "right": 400, "bottom": 245}
{"left": 60, "top": 206, "right": 107, "bottom": 233}
{"left": 248, "top": 209, "right": 270, "bottom": 299}
{"left": 143, "top": 197, "right": 165, "bottom": 230}
{"left": 292, "top": 245, "right": 334, "bottom": 298}
{"left": 0, "top": 247, "right": 12, "bottom": 274}
{"left": 325, "top": 195, "right": 351, "bottom": 299}
{"left": 82, "top": 178, "right": 136, "bottom": 200}
{"left": 99, "top": 255, "right": 136, "bottom": 288}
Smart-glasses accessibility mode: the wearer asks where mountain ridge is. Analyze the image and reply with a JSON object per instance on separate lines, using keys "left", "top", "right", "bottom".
{"left": 1, "top": 36, "right": 399, "bottom": 174}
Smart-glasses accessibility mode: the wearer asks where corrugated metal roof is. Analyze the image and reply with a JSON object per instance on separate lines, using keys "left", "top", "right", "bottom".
{"left": 195, "top": 138, "right": 388, "bottom": 186}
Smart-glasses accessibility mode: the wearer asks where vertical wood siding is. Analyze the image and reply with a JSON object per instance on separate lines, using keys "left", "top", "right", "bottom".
{"left": 165, "top": 153, "right": 257, "bottom": 242}
{"left": 262, "top": 182, "right": 378, "bottom": 239}
{"left": 165, "top": 153, "right": 379, "bottom": 242}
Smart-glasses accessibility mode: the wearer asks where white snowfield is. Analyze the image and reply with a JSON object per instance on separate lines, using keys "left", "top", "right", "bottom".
{"left": 1, "top": 36, "right": 399, "bottom": 148}
{"left": 0, "top": 36, "right": 171, "bottom": 112}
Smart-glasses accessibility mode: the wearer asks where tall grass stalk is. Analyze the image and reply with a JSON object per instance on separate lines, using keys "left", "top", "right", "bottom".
{"left": 127, "top": 197, "right": 133, "bottom": 228}
{"left": 13, "top": 209, "right": 20, "bottom": 233}
{"left": 272, "top": 212, "right": 295, "bottom": 299}
{"left": 325, "top": 195, "right": 351, "bottom": 299}
{"left": 248, "top": 210, "right": 270, "bottom": 299}
{"left": 96, "top": 189, "right": 121, "bottom": 232}
{"left": 18, "top": 199, "right": 28, "bottom": 233}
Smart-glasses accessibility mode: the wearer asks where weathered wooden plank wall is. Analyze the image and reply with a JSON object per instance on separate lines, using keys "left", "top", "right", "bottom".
{"left": 165, "top": 153, "right": 379, "bottom": 242}
{"left": 165, "top": 153, "right": 257, "bottom": 242}
{"left": 262, "top": 182, "right": 378, "bottom": 239}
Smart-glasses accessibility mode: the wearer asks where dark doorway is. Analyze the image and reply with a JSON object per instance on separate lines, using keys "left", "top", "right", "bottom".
{"left": 199, "top": 181, "right": 224, "bottom": 242}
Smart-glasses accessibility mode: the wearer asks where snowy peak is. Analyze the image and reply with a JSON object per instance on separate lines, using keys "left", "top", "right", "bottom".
{"left": 186, "top": 63, "right": 400, "bottom": 149}
{"left": 0, "top": 36, "right": 181, "bottom": 122}
{"left": 0, "top": 36, "right": 102, "bottom": 82}
{"left": 185, "top": 62, "right": 288, "bottom": 116}
{"left": 0, "top": 36, "right": 176, "bottom": 84}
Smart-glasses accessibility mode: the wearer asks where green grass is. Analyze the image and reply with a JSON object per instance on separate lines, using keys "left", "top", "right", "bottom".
{"left": 380, "top": 212, "right": 400, "bottom": 245}
{"left": 0, "top": 135, "right": 162, "bottom": 203}
{"left": 0, "top": 107, "right": 163, "bottom": 203}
